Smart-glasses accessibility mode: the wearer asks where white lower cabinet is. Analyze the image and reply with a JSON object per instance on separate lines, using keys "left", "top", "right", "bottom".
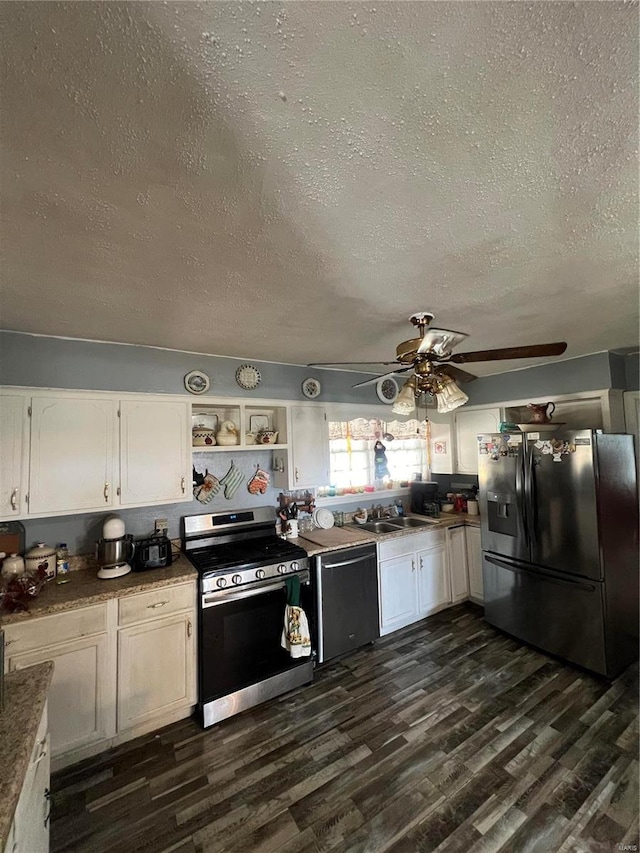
{"left": 4, "top": 604, "right": 115, "bottom": 759}
{"left": 7, "top": 702, "right": 50, "bottom": 853}
{"left": 465, "top": 525, "right": 483, "bottom": 601}
{"left": 416, "top": 544, "right": 450, "bottom": 614}
{"left": 378, "top": 525, "right": 481, "bottom": 637}
{"left": 117, "top": 611, "right": 196, "bottom": 733}
{"left": 3, "top": 581, "right": 197, "bottom": 770}
{"left": 378, "top": 531, "right": 451, "bottom": 636}
{"left": 446, "top": 526, "right": 469, "bottom": 603}
{"left": 378, "top": 553, "right": 418, "bottom": 634}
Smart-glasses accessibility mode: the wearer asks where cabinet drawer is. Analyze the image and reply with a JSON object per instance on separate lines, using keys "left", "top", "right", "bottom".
{"left": 378, "top": 530, "right": 445, "bottom": 561}
{"left": 3, "top": 603, "right": 108, "bottom": 656}
{"left": 118, "top": 582, "right": 195, "bottom": 626}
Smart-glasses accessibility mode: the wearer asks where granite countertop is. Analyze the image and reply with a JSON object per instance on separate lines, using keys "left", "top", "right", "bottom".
{"left": 0, "top": 557, "right": 198, "bottom": 626}
{"left": 0, "top": 661, "right": 54, "bottom": 851}
{"left": 294, "top": 513, "right": 480, "bottom": 556}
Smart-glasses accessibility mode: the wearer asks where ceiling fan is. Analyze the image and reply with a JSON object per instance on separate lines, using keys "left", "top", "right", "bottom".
{"left": 309, "top": 312, "right": 567, "bottom": 414}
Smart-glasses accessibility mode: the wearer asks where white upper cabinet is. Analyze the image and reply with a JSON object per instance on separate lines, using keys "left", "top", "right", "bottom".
{"left": 29, "top": 396, "right": 118, "bottom": 514}
{"left": 454, "top": 407, "right": 501, "bottom": 474}
{"left": 289, "top": 405, "right": 329, "bottom": 489}
{"left": 0, "top": 394, "right": 28, "bottom": 518}
{"left": 119, "top": 400, "right": 191, "bottom": 506}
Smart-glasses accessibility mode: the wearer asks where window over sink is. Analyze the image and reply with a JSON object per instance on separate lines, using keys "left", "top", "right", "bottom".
{"left": 327, "top": 418, "right": 429, "bottom": 491}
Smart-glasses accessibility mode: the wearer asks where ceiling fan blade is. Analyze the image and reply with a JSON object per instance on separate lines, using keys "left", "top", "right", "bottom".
{"left": 307, "top": 361, "right": 400, "bottom": 368}
{"left": 438, "top": 364, "right": 477, "bottom": 383}
{"left": 352, "top": 366, "right": 413, "bottom": 389}
{"left": 451, "top": 342, "right": 567, "bottom": 364}
{"left": 417, "top": 327, "right": 469, "bottom": 357}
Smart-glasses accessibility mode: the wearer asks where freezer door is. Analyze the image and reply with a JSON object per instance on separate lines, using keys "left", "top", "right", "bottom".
{"left": 478, "top": 433, "right": 528, "bottom": 561}
{"left": 525, "top": 430, "right": 601, "bottom": 580}
{"left": 483, "top": 553, "right": 607, "bottom": 676}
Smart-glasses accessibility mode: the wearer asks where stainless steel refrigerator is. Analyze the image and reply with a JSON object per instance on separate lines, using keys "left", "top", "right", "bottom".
{"left": 478, "top": 429, "right": 638, "bottom": 678}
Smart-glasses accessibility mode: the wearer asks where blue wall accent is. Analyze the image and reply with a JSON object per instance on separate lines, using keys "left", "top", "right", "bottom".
{"left": 465, "top": 352, "right": 614, "bottom": 406}
{"left": 0, "top": 331, "right": 381, "bottom": 404}
{"left": 2, "top": 331, "right": 633, "bottom": 556}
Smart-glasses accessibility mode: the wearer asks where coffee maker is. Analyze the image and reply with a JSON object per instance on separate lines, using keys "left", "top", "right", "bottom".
{"left": 410, "top": 481, "right": 440, "bottom": 517}
{"left": 96, "top": 516, "right": 135, "bottom": 579}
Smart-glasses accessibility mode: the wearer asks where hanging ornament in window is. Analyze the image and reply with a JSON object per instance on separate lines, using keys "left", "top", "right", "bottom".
{"left": 374, "top": 440, "right": 390, "bottom": 480}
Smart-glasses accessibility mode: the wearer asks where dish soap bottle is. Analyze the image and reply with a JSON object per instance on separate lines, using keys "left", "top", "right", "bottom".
{"left": 56, "top": 543, "right": 70, "bottom": 585}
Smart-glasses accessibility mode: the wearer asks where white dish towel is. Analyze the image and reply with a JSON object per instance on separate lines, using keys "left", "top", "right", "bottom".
{"left": 281, "top": 576, "right": 311, "bottom": 658}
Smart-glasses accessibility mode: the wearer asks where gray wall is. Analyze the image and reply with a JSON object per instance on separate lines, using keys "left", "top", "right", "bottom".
{"left": 0, "top": 331, "right": 381, "bottom": 404}
{"left": 1, "top": 331, "right": 631, "bottom": 555}
{"left": 465, "top": 352, "right": 616, "bottom": 406}
{"left": 22, "top": 449, "right": 280, "bottom": 555}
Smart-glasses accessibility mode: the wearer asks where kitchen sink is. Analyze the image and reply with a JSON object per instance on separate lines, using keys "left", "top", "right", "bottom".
{"left": 353, "top": 521, "right": 401, "bottom": 535}
{"left": 387, "top": 517, "right": 440, "bottom": 528}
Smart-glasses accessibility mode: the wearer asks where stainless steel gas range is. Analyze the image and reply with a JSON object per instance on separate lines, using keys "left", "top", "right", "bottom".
{"left": 182, "top": 506, "right": 314, "bottom": 728}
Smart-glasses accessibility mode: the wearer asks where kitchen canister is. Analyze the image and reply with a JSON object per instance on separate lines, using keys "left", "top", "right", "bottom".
{"left": 1, "top": 553, "right": 25, "bottom": 579}
{"left": 192, "top": 425, "right": 216, "bottom": 447}
{"left": 25, "top": 542, "right": 56, "bottom": 582}
{"left": 467, "top": 500, "right": 479, "bottom": 516}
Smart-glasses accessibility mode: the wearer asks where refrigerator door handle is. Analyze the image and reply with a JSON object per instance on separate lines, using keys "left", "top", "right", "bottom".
{"left": 515, "top": 445, "right": 528, "bottom": 546}
{"left": 523, "top": 448, "right": 537, "bottom": 548}
{"left": 485, "top": 555, "right": 597, "bottom": 592}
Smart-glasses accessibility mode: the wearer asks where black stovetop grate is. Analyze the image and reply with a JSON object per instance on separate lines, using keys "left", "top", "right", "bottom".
{"left": 186, "top": 535, "right": 307, "bottom": 575}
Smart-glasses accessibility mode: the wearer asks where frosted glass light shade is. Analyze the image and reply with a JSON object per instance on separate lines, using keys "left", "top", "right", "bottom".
{"left": 436, "top": 376, "right": 469, "bottom": 413}
{"left": 391, "top": 376, "right": 417, "bottom": 414}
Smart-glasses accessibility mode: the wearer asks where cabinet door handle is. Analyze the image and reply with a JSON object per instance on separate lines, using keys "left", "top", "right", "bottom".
{"left": 147, "top": 600, "right": 169, "bottom": 609}
{"left": 181, "top": 477, "right": 186, "bottom": 494}
{"left": 104, "top": 482, "right": 109, "bottom": 502}
{"left": 10, "top": 488, "right": 17, "bottom": 510}
{"left": 34, "top": 737, "right": 48, "bottom": 764}
{"left": 294, "top": 467, "right": 299, "bottom": 483}
{"left": 419, "top": 557, "right": 423, "bottom": 569}
{"left": 187, "top": 619, "right": 193, "bottom": 637}
{"left": 412, "top": 560, "right": 415, "bottom": 572}
{"left": 44, "top": 788, "right": 52, "bottom": 828}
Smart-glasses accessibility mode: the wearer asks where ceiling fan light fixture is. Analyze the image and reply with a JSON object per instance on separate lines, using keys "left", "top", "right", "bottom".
{"left": 435, "top": 375, "right": 469, "bottom": 413}
{"left": 391, "top": 376, "right": 418, "bottom": 415}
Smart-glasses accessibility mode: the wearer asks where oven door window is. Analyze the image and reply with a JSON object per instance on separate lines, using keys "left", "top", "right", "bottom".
{"left": 201, "top": 584, "right": 308, "bottom": 701}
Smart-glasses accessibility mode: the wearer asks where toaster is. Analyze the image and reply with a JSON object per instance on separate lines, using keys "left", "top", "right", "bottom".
{"left": 133, "top": 535, "right": 173, "bottom": 571}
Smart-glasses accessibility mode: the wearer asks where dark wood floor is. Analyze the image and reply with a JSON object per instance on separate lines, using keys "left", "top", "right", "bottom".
{"left": 50, "top": 604, "right": 639, "bottom": 853}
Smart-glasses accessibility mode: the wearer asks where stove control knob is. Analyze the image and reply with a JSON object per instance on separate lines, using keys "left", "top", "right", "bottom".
{"left": 255, "top": 569, "right": 266, "bottom": 580}
{"left": 277, "top": 564, "right": 287, "bottom": 574}
{"left": 291, "top": 561, "right": 299, "bottom": 572}
{"left": 232, "top": 574, "right": 243, "bottom": 585}
{"left": 216, "top": 577, "right": 227, "bottom": 589}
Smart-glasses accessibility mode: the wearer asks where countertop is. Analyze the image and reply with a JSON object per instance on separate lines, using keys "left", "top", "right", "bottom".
{"left": 0, "top": 661, "right": 54, "bottom": 851}
{"left": 294, "top": 513, "right": 480, "bottom": 556}
{"left": 0, "top": 557, "right": 197, "bottom": 625}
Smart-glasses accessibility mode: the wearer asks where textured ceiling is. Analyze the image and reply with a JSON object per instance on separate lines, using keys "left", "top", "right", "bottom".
{"left": 1, "top": 1, "right": 638, "bottom": 377}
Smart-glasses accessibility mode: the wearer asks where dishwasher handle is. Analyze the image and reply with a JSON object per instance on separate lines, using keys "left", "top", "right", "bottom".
{"left": 322, "top": 555, "right": 373, "bottom": 570}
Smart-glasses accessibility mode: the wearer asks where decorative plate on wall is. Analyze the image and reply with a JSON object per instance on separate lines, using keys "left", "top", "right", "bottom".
{"left": 235, "top": 364, "right": 262, "bottom": 391}
{"left": 376, "top": 376, "right": 399, "bottom": 404}
{"left": 302, "top": 377, "right": 321, "bottom": 399}
{"left": 184, "top": 370, "right": 211, "bottom": 395}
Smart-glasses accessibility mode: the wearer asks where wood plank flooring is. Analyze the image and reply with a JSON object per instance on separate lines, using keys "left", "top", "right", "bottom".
{"left": 50, "top": 604, "right": 639, "bottom": 853}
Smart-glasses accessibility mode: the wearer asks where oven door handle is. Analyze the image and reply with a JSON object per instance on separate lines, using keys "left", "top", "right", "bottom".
{"left": 202, "top": 573, "right": 309, "bottom": 607}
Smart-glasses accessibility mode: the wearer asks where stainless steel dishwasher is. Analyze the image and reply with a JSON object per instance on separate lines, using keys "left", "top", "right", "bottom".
{"left": 315, "top": 543, "right": 380, "bottom": 663}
